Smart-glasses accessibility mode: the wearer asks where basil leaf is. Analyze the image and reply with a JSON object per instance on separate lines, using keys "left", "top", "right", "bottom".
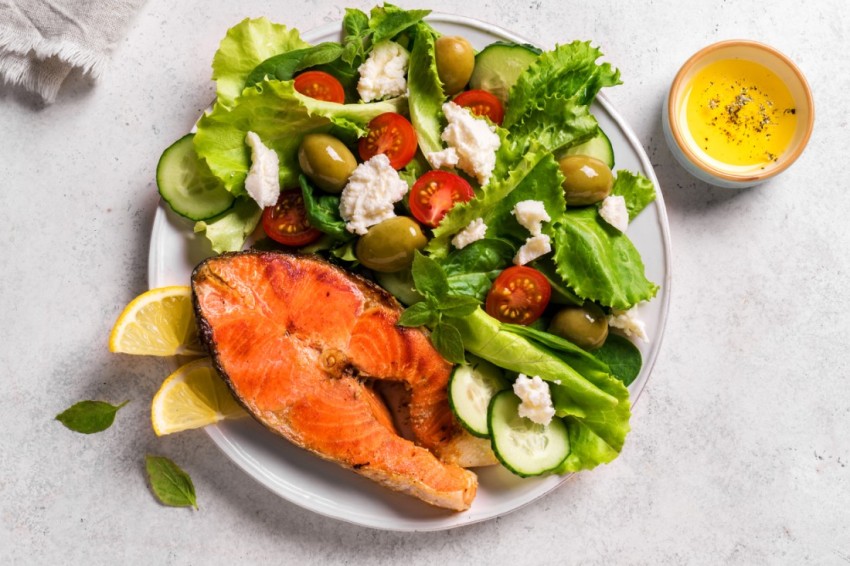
{"left": 341, "top": 8, "right": 371, "bottom": 65}
{"left": 446, "top": 272, "right": 493, "bottom": 301}
{"left": 300, "top": 175, "right": 353, "bottom": 241}
{"left": 245, "top": 43, "right": 344, "bottom": 87}
{"left": 369, "top": 4, "right": 431, "bottom": 44}
{"left": 411, "top": 251, "right": 449, "bottom": 299}
{"left": 55, "top": 400, "right": 128, "bottom": 434}
{"left": 593, "top": 334, "right": 642, "bottom": 386}
{"left": 442, "top": 239, "right": 514, "bottom": 276}
{"left": 437, "top": 295, "right": 480, "bottom": 318}
{"left": 145, "top": 455, "right": 198, "bottom": 509}
{"left": 431, "top": 321, "right": 466, "bottom": 364}
{"left": 397, "top": 302, "right": 436, "bottom": 327}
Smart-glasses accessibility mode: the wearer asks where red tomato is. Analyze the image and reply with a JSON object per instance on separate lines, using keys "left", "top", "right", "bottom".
{"left": 293, "top": 71, "right": 345, "bottom": 104}
{"left": 358, "top": 112, "right": 418, "bottom": 170}
{"left": 261, "top": 189, "right": 323, "bottom": 247}
{"left": 485, "top": 266, "right": 552, "bottom": 325}
{"left": 453, "top": 89, "right": 505, "bottom": 125}
{"left": 409, "top": 171, "right": 474, "bottom": 227}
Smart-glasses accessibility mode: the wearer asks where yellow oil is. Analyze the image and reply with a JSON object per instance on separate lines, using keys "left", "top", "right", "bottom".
{"left": 685, "top": 58, "right": 797, "bottom": 166}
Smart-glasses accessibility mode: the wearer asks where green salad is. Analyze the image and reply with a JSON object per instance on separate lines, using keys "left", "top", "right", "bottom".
{"left": 156, "top": 4, "right": 659, "bottom": 478}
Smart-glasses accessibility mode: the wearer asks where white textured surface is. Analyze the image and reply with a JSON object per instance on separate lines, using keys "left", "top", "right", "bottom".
{"left": 1, "top": 0, "right": 848, "bottom": 564}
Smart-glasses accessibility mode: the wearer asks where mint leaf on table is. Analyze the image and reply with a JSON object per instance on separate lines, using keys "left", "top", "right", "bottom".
{"left": 145, "top": 455, "right": 198, "bottom": 510}
{"left": 55, "top": 400, "right": 128, "bottom": 434}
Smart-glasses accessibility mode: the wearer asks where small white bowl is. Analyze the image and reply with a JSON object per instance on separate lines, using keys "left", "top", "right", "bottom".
{"left": 662, "top": 40, "right": 814, "bottom": 188}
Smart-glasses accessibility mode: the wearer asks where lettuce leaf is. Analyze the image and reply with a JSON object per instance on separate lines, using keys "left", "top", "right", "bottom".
{"left": 369, "top": 4, "right": 431, "bottom": 44}
{"left": 193, "top": 196, "right": 261, "bottom": 253}
{"left": 194, "top": 80, "right": 405, "bottom": 195}
{"left": 612, "top": 169, "right": 656, "bottom": 220}
{"left": 407, "top": 23, "right": 446, "bottom": 158}
{"left": 212, "top": 18, "right": 309, "bottom": 109}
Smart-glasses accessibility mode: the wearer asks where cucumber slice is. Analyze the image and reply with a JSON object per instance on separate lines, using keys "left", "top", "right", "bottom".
{"left": 469, "top": 42, "right": 540, "bottom": 103}
{"left": 561, "top": 129, "right": 615, "bottom": 169}
{"left": 489, "top": 390, "right": 570, "bottom": 477}
{"left": 374, "top": 269, "right": 423, "bottom": 306}
{"left": 156, "top": 134, "right": 235, "bottom": 221}
{"left": 448, "top": 358, "right": 509, "bottom": 437}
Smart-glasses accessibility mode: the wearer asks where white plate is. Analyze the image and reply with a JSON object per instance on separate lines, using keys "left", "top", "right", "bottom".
{"left": 148, "top": 14, "right": 672, "bottom": 532}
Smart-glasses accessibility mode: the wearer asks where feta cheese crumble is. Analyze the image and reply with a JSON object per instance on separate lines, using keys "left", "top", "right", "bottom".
{"left": 598, "top": 194, "right": 629, "bottom": 232}
{"left": 451, "top": 218, "right": 487, "bottom": 249}
{"left": 441, "top": 102, "right": 500, "bottom": 185}
{"left": 514, "top": 234, "right": 552, "bottom": 265}
{"left": 608, "top": 307, "right": 649, "bottom": 342}
{"left": 512, "top": 374, "right": 555, "bottom": 426}
{"left": 512, "top": 200, "right": 551, "bottom": 236}
{"left": 425, "top": 147, "right": 459, "bottom": 169}
{"left": 244, "top": 131, "right": 281, "bottom": 209}
{"left": 339, "top": 154, "right": 409, "bottom": 235}
{"left": 357, "top": 41, "right": 409, "bottom": 103}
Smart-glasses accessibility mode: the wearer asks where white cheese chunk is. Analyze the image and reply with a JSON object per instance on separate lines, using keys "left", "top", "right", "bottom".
{"left": 512, "top": 374, "right": 555, "bottom": 426}
{"left": 339, "top": 154, "right": 409, "bottom": 235}
{"left": 451, "top": 218, "right": 487, "bottom": 249}
{"left": 244, "top": 131, "right": 281, "bottom": 209}
{"left": 357, "top": 41, "right": 409, "bottom": 103}
{"left": 598, "top": 194, "right": 629, "bottom": 232}
{"left": 512, "top": 200, "right": 551, "bottom": 236}
{"left": 608, "top": 307, "right": 649, "bottom": 342}
{"left": 425, "top": 147, "right": 459, "bottom": 169}
{"left": 513, "top": 234, "right": 552, "bottom": 265}
{"left": 441, "top": 102, "right": 500, "bottom": 186}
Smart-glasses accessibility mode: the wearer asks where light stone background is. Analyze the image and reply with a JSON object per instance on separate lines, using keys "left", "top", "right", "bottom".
{"left": 1, "top": 0, "right": 848, "bottom": 564}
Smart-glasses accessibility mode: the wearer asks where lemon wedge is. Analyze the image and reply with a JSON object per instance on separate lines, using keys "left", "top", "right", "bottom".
{"left": 109, "top": 286, "right": 204, "bottom": 356}
{"left": 151, "top": 358, "right": 246, "bottom": 436}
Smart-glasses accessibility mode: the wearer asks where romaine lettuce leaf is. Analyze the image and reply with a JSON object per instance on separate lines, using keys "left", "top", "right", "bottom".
{"left": 193, "top": 196, "right": 261, "bottom": 253}
{"left": 212, "top": 18, "right": 309, "bottom": 109}
{"left": 194, "top": 80, "right": 405, "bottom": 195}
{"left": 407, "top": 23, "right": 446, "bottom": 159}
{"left": 612, "top": 169, "right": 656, "bottom": 220}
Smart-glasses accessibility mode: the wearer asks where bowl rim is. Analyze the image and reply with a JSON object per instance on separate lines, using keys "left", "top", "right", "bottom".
{"left": 666, "top": 39, "right": 815, "bottom": 183}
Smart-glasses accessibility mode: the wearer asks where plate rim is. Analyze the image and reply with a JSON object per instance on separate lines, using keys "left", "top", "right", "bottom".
{"left": 147, "top": 12, "right": 672, "bottom": 532}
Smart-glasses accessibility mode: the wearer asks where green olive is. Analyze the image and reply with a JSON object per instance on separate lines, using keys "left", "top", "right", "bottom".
{"left": 356, "top": 217, "right": 427, "bottom": 272}
{"left": 547, "top": 303, "right": 609, "bottom": 350}
{"left": 435, "top": 36, "right": 475, "bottom": 95}
{"left": 557, "top": 155, "right": 614, "bottom": 206}
{"left": 298, "top": 133, "right": 358, "bottom": 194}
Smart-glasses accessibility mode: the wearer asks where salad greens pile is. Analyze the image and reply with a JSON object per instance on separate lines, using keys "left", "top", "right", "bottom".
{"left": 162, "top": 4, "right": 661, "bottom": 477}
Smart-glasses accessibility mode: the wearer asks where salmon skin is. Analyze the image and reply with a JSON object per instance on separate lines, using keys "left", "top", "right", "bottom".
{"left": 192, "top": 250, "right": 478, "bottom": 511}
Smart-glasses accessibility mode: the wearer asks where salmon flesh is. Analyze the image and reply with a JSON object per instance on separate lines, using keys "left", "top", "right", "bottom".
{"left": 192, "top": 251, "right": 478, "bottom": 511}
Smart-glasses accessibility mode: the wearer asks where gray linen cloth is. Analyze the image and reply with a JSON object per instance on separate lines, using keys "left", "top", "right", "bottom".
{"left": 0, "top": 0, "right": 146, "bottom": 102}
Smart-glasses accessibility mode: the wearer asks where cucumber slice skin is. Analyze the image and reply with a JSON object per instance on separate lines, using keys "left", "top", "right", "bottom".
{"left": 469, "top": 42, "right": 540, "bottom": 103}
{"left": 156, "top": 134, "right": 235, "bottom": 221}
{"left": 562, "top": 129, "right": 615, "bottom": 169}
{"left": 488, "top": 390, "right": 570, "bottom": 477}
{"left": 448, "top": 358, "right": 509, "bottom": 438}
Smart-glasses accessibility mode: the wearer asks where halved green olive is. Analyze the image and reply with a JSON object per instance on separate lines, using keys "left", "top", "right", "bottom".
{"left": 557, "top": 155, "right": 613, "bottom": 206}
{"left": 356, "top": 217, "right": 427, "bottom": 272}
{"left": 435, "top": 36, "right": 475, "bottom": 95}
{"left": 298, "top": 133, "right": 358, "bottom": 194}
{"left": 547, "top": 303, "right": 608, "bottom": 350}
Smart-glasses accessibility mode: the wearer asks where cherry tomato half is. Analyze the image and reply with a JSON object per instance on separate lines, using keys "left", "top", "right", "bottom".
{"left": 409, "top": 171, "right": 474, "bottom": 227}
{"left": 485, "top": 266, "right": 552, "bottom": 325}
{"left": 293, "top": 71, "right": 345, "bottom": 104}
{"left": 358, "top": 112, "right": 418, "bottom": 170}
{"left": 261, "top": 189, "right": 323, "bottom": 247}
{"left": 453, "top": 89, "right": 505, "bottom": 125}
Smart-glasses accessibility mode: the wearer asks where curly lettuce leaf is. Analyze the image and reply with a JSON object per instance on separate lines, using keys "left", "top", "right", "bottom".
{"left": 193, "top": 196, "right": 261, "bottom": 253}
{"left": 194, "top": 80, "right": 405, "bottom": 195}
{"left": 553, "top": 206, "right": 658, "bottom": 309}
{"left": 407, "top": 23, "right": 446, "bottom": 158}
{"left": 612, "top": 169, "right": 656, "bottom": 220}
{"left": 506, "top": 93, "right": 599, "bottom": 155}
{"left": 212, "top": 18, "right": 309, "bottom": 109}
{"left": 504, "top": 40, "right": 621, "bottom": 128}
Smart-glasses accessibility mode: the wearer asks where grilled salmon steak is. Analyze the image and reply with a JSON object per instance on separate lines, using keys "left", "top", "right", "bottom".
{"left": 192, "top": 251, "right": 479, "bottom": 511}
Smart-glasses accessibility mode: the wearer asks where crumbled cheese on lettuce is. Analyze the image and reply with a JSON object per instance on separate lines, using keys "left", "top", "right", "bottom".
{"left": 244, "top": 131, "right": 281, "bottom": 208}
{"left": 513, "top": 374, "right": 555, "bottom": 426}
{"left": 451, "top": 218, "right": 487, "bottom": 249}
{"left": 598, "top": 194, "right": 629, "bottom": 232}
{"left": 426, "top": 147, "right": 459, "bottom": 170}
{"left": 357, "top": 41, "right": 409, "bottom": 103}
{"left": 512, "top": 200, "right": 551, "bottom": 236}
{"left": 608, "top": 307, "right": 649, "bottom": 342}
{"left": 339, "top": 154, "right": 409, "bottom": 235}
{"left": 441, "top": 102, "right": 500, "bottom": 185}
{"left": 514, "top": 234, "right": 552, "bottom": 265}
